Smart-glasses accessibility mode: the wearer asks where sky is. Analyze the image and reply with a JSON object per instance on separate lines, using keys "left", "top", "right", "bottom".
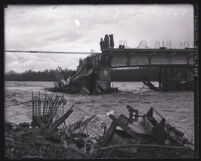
{"left": 5, "top": 4, "right": 194, "bottom": 73}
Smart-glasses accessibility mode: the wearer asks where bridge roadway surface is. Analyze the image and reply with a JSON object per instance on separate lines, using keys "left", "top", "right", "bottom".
{"left": 101, "top": 48, "right": 194, "bottom": 68}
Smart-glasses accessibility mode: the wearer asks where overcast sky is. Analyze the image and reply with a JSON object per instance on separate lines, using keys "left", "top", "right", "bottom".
{"left": 5, "top": 4, "right": 194, "bottom": 73}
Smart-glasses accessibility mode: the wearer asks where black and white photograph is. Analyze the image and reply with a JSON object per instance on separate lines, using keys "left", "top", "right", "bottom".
{"left": 3, "top": 4, "right": 198, "bottom": 159}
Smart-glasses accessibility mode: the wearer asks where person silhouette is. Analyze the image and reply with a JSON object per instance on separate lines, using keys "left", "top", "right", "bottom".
{"left": 104, "top": 34, "right": 109, "bottom": 49}
{"left": 109, "top": 34, "right": 114, "bottom": 48}
{"left": 100, "top": 38, "right": 104, "bottom": 50}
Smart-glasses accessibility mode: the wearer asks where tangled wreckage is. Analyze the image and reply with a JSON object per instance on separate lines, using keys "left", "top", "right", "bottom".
{"left": 49, "top": 34, "right": 193, "bottom": 94}
{"left": 5, "top": 93, "right": 194, "bottom": 159}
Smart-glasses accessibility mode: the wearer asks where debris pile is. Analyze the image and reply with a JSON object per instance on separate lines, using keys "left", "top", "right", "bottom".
{"left": 5, "top": 121, "right": 90, "bottom": 159}
{"left": 53, "top": 67, "right": 69, "bottom": 88}
{"left": 5, "top": 92, "right": 103, "bottom": 159}
{"left": 99, "top": 105, "right": 194, "bottom": 159}
{"left": 5, "top": 94, "right": 194, "bottom": 159}
{"left": 49, "top": 65, "right": 117, "bottom": 95}
{"left": 49, "top": 66, "right": 94, "bottom": 94}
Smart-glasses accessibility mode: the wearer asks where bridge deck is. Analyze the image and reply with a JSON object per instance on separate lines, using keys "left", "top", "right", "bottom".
{"left": 101, "top": 48, "right": 193, "bottom": 67}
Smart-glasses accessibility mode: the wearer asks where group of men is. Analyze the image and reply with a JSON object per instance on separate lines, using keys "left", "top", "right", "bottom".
{"left": 100, "top": 34, "right": 114, "bottom": 51}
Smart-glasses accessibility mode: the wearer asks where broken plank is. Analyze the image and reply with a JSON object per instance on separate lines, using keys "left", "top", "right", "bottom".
{"left": 109, "top": 114, "right": 139, "bottom": 140}
{"left": 48, "top": 105, "right": 74, "bottom": 133}
{"left": 101, "top": 121, "right": 117, "bottom": 147}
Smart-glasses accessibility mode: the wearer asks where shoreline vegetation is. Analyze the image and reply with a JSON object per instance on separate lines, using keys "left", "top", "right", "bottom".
{"left": 5, "top": 67, "right": 159, "bottom": 82}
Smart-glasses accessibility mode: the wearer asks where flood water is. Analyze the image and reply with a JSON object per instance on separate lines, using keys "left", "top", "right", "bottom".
{"left": 5, "top": 81, "right": 194, "bottom": 143}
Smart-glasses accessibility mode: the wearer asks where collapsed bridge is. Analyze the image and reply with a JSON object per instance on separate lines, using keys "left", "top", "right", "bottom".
{"left": 53, "top": 34, "right": 194, "bottom": 94}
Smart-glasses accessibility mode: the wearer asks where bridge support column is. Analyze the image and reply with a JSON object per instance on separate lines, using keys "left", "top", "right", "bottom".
{"left": 158, "top": 66, "right": 172, "bottom": 90}
{"left": 95, "top": 67, "right": 112, "bottom": 93}
{"left": 158, "top": 67, "right": 162, "bottom": 89}
{"left": 158, "top": 66, "right": 193, "bottom": 91}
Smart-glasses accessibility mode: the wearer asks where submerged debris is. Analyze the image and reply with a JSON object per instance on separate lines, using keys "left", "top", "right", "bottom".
{"left": 49, "top": 64, "right": 118, "bottom": 95}
{"left": 143, "top": 77, "right": 193, "bottom": 91}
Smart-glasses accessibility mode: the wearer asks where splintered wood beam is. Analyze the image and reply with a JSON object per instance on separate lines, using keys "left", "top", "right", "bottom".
{"left": 101, "top": 121, "right": 117, "bottom": 147}
{"left": 109, "top": 114, "right": 138, "bottom": 139}
{"left": 48, "top": 105, "right": 74, "bottom": 133}
{"left": 101, "top": 114, "right": 131, "bottom": 147}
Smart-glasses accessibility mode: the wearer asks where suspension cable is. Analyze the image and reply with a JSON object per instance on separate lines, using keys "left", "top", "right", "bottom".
{"left": 5, "top": 50, "right": 100, "bottom": 55}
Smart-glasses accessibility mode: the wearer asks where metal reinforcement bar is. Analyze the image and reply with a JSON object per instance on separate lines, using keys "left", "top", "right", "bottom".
{"left": 99, "top": 144, "right": 189, "bottom": 151}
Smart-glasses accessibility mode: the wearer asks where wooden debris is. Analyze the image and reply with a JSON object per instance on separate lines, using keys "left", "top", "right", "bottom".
{"left": 5, "top": 97, "right": 194, "bottom": 159}
{"left": 101, "top": 121, "right": 117, "bottom": 147}
{"left": 109, "top": 114, "right": 139, "bottom": 138}
{"left": 100, "top": 105, "right": 194, "bottom": 159}
{"left": 48, "top": 105, "right": 74, "bottom": 133}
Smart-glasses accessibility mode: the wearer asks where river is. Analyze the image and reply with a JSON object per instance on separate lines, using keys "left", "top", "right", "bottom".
{"left": 5, "top": 81, "right": 194, "bottom": 143}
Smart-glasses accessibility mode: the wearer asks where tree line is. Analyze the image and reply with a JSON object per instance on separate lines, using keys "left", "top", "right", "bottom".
{"left": 5, "top": 69, "right": 75, "bottom": 81}
{"left": 5, "top": 67, "right": 159, "bottom": 82}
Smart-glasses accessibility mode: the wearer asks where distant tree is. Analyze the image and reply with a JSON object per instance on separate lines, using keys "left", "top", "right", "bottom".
{"left": 5, "top": 68, "right": 75, "bottom": 81}
{"left": 5, "top": 67, "right": 160, "bottom": 82}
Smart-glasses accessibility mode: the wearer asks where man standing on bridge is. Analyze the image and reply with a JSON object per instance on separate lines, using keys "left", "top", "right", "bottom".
{"left": 100, "top": 38, "right": 104, "bottom": 51}
{"left": 109, "top": 34, "right": 114, "bottom": 49}
{"left": 104, "top": 34, "right": 109, "bottom": 49}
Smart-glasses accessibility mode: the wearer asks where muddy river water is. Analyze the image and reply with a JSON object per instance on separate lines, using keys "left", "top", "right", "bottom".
{"left": 5, "top": 81, "right": 194, "bottom": 143}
